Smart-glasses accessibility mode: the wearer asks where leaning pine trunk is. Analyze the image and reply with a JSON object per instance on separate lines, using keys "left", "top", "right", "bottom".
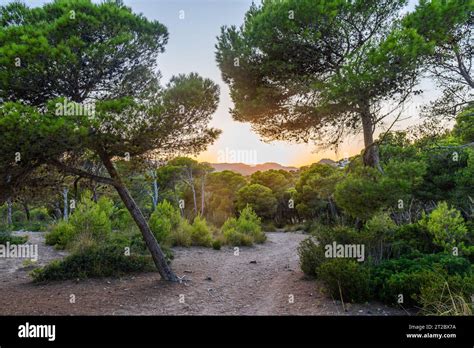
{"left": 99, "top": 152, "right": 178, "bottom": 282}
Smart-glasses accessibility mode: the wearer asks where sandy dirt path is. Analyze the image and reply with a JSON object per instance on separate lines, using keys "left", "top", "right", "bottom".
{"left": 0, "top": 231, "right": 405, "bottom": 315}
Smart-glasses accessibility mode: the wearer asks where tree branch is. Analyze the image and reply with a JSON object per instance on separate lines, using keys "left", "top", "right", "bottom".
{"left": 49, "top": 160, "right": 117, "bottom": 187}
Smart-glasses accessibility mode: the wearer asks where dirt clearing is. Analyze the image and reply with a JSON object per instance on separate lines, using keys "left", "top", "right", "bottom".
{"left": 0, "top": 231, "right": 405, "bottom": 315}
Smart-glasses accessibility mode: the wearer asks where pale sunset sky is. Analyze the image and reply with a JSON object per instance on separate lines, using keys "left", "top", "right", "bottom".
{"left": 7, "top": 0, "right": 436, "bottom": 167}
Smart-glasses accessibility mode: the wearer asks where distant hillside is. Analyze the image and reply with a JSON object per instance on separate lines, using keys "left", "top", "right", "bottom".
{"left": 210, "top": 162, "right": 298, "bottom": 176}
{"left": 317, "top": 158, "right": 337, "bottom": 166}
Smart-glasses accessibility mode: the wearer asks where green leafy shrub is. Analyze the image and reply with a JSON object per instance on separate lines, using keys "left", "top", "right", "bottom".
{"left": 111, "top": 208, "right": 134, "bottom": 231}
{"left": 222, "top": 219, "right": 253, "bottom": 246}
{"left": 361, "top": 212, "right": 397, "bottom": 262}
{"left": 392, "top": 223, "right": 439, "bottom": 256}
{"left": 68, "top": 196, "right": 112, "bottom": 243}
{"left": 222, "top": 205, "right": 265, "bottom": 246}
{"left": 21, "top": 221, "right": 48, "bottom": 232}
{"left": 190, "top": 216, "right": 212, "bottom": 247}
{"left": 0, "top": 232, "right": 27, "bottom": 245}
{"left": 377, "top": 268, "right": 438, "bottom": 306}
{"left": 45, "top": 196, "right": 113, "bottom": 249}
{"left": 170, "top": 220, "right": 192, "bottom": 247}
{"left": 317, "top": 259, "right": 371, "bottom": 303}
{"left": 45, "top": 221, "right": 75, "bottom": 249}
{"left": 0, "top": 222, "right": 13, "bottom": 233}
{"left": 371, "top": 253, "right": 472, "bottom": 306}
{"left": 149, "top": 200, "right": 181, "bottom": 244}
{"left": 420, "top": 202, "right": 468, "bottom": 252}
{"left": 30, "top": 208, "right": 51, "bottom": 222}
{"left": 297, "top": 237, "right": 325, "bottom": 277}
{"left": 212, "top": 239, "right": 222, "bottom": 250}
{"left": 311, "top": 224, "right": 361, "bottom": 246}
{"left": 31, "top": 245, "right": 155, "bottom": 282}
{"left": 12, "top": 210, "right": 27, "bottom": 225}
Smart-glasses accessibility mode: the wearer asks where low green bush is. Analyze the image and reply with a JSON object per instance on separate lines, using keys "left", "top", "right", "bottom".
{"left": 111, "top": 208, "right": 135, "bottom": 231}
{"left": 222, "top": 205, "right": 265, "bottom": 246}
{"left": 31, "top": 245, "right": 155, "bottom": 282}
{"left": 170, "top": 220, "right": 192, "bottom": 247}
{"left": 370, "top": 253, "right": 472, "bottom": 306}
{"left": 310, "top": 223, "right": 361, "bottom": 246}
{"left": 361, "top": 212, "right": 397, "bottom": 262}
{"left": 391, "top": 223, "right": 439, "bottom": 256}
{"left": 222, "top": 220, "right": 253, "bottom": 246}
{"left": 45, "top": 221, "right": 75, "bottom": 249}
{"left": 45, "top": 196, "right": 113, "bottom": 249}
{"left": 420, "top": 202, "right": 469, "bottom": 252}
{"left": 30, "top": 208, "right": 51, "bottom": 222}
{"left": 149, "top": 200, "right": 181, "bottom": 244}
{"left": 0, "top": 222, "right": 13, "bottom": 233}
{"left": 212, "top": 239, "right": 222, "bottom": 250}
{"left": 376, "top": 268, "right": 438, "bottom": 306}
{"left": 68, "top": 196, "right": 112, "bottom": 243}
{"left": 0, "top": 232, "right": 28, "bottom": 245}
{"left": 20, "top": 221, "right": 48, "bottom": 232}
{"left": 317, "top": 259, "right": 371, "bottom": 303}
{"left": 12, "top": 210, "right": 27, "bottom": 224}
{"left": 297, "top": 237, "right": 325, "bottom": 277}
{"left": 190, "top": 216, "right": 212, "bottom": 247}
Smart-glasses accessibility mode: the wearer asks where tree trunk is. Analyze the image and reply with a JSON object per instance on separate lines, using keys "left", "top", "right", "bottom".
{"left": 99, "top": 152, "right": 178, "bottom": 282}
{"left": 54, "top": 202, "right": 62, "bottom": 220}
{"left": 328, "top": 197, "right": 337, "bottom": 221}
{"left": 360, "top": 107, "right": 382, "bottom": 172}
{"left": 6, "top": 197, "right": 12, "bottom": 225}
{"left": 63, "top": 187, "right": 69, "bottom": 221}
{"left": 151, "top": 171, "right": 159, "bottom": 210}
{"left": 188, "top": 170, "right": 198, "bottom": 216}
{"left": 91, "top": 183, "right": 99, "bottom": 203}
{"left": 22, "top": 201, "right": 30, "bottom": 221}
{"left": 200, "top": 175, "right": 206, "bottom": 216}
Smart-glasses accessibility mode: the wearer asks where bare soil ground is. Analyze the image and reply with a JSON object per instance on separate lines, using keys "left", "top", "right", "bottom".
{"left": 0, "top": 231, "right": 407, "bottom": 315}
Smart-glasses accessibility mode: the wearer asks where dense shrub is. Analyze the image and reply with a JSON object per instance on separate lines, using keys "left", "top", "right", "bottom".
{"left": 311, "top": 224, "right": 361, "bottom": 246}
{"left": 0, "top": 222, "right": 13, "bottom": 233}
{"left": 0, "top": 232, "right": 28, "bottom": 245}
{"left": 361, "top": 212, "right": 397, "bottom": 262}
{"left": 149, "top": 200, "right": 181, "bottom": 244}
{"left": 212, "top": 239, "right": 222, "bottom": 250}
{"left": 30, "top": 208, "right": 51, "bottom": 222}
{"left": 371, "top": 253, "right": 472, "bottom": 306}
{"left": 297, "top": 237, "right": 325, "bottom": 277}
{"left": 111, "top": 208, "right": 135, "bottom": 231}
{"left": 420, "top": 202, "right": 468, "bottom": 252}
{"left": 222, "top": 205, "right": 265, "bottom": 246}
{"left": 45, "top": 196, "right": 112, "bottom": 249}
{"left": 190, "top": 216, "right": 213, "bottom": 247}
{"left": 68, "top": 196, "right": 112, "bottom": 243}
{"left": 169, "top": 220, "right": 192, "bottom": 247}
{"left": 222, "top": 219, "right": 253, "bottom": 246}
{"left": 317, "top": 259, "right": 371, "bottom": 303}
{"left": 31, "top": 245, "right": 155, "bottom": 282}
{"left": 45, "top": 221, "right": 75, "bottom": 249}
{"left": 391, "top": 223, "right": 439, "bottom": 256}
